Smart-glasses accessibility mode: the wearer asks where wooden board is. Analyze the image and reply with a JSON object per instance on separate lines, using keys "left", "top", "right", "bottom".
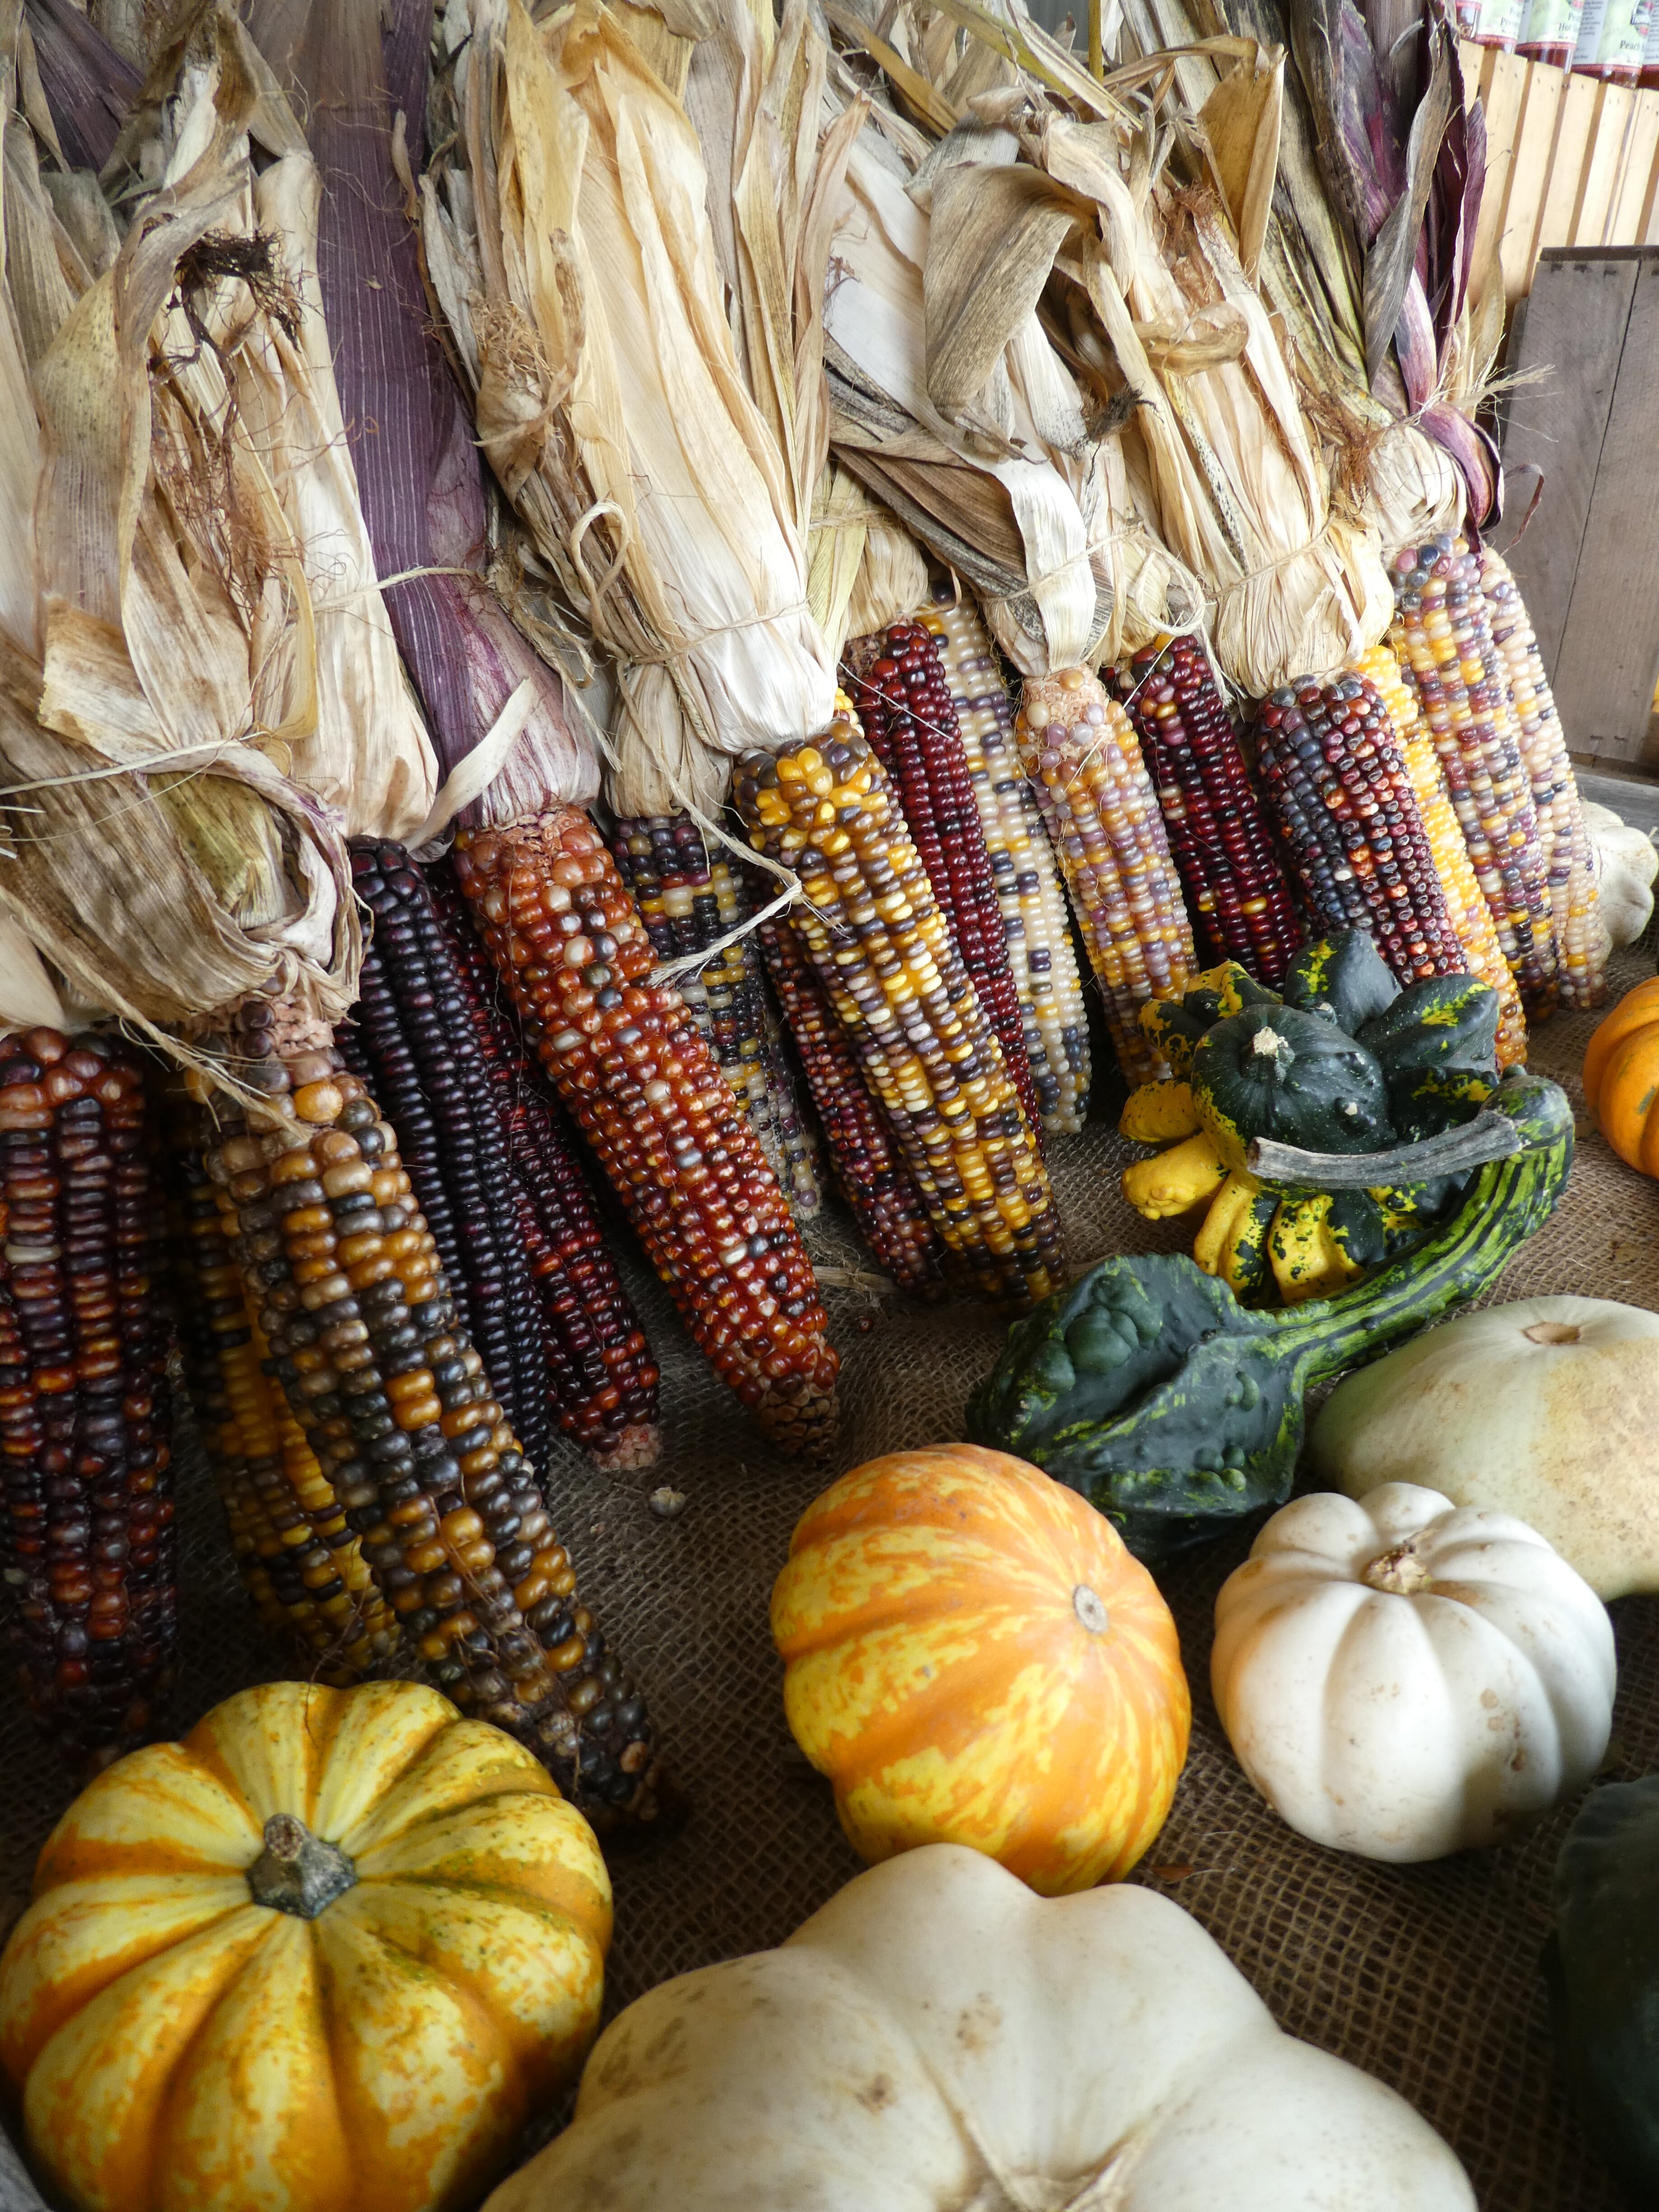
{"left": 1499, "top": 253, "right": 1638, "bottom": 673}
{"left": 1550, "top": 255, "right": 1659, "bottom": 757}
{"left": 1535, "top": 72, "right": 1603, "bottom": 255}
{"left": 1571, "top": 82, "right": 1635, "bottom": 244}
{"left": 1497, "top": 59, "right": 1570, "bottom": 299}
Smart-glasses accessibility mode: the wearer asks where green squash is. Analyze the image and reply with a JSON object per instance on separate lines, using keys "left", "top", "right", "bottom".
{"left": 1547, "top": 1777, "right": 1659, "bottom": 2200}
{"left": 1283, "top": 931, "right": 1400, "bottom": 1032}
{"left": 1192, "top": 1004, "right": 1394, "bottom": 1172}
{"left": 967, "top": 1070, "right": 1575, "bottom": 1563}
{"left": 1356, "top": 976, "right": 1500, "bottom": 1141}
{"left": 1137, "top": 996, "right": 1209, "bottom": 1081}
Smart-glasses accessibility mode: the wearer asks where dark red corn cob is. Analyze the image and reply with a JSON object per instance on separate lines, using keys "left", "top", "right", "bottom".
{"left": 1253, "top": 674, "right": 1467, "bottom": 987}
{"left": 431, "top": 876, "right": 661, "bottom": 1472}
{"left": 610, "top": 815, "right": 823, "bottom": 1221}
{"left": 343, "top": 840, "right": 555, "bottom": 1479}
{"left": 452, "top": 810, "right": 840, "bottom": 1457}
{"left": 1109, "top": 637, "right": 1303, "bottom": 988}
{"left": 841, "top": 619, "right": 1043, "bottom": 1142}
{"left": 0, "top": 1028, "right": 176, "bottom": 1765}
{"left": 203, "top": 1005, "right": 666, "bottom": 1832}
{"left": 755, "top": 911, "right": 947, "bottom": 1297}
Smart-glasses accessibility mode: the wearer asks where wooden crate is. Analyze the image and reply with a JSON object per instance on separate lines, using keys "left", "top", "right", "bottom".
{"left": 1462, "top": 40, "right": 1659, "bottom": 301}
{"left": 1501, "top": 248, "right": 1659, "bottom": 761}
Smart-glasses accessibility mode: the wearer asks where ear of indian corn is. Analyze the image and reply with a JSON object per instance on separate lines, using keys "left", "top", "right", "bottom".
{"left": 1353, "top": 642, "right": 1528, "bottom": 1067}
{"left": 1015, "top": 667, "right": 1199, "bottom": 1086}
{"left": 431, "top": 876, "right": 662, "bottom": 1472}
{"left": 452, "top": 811, "right": 840, "bottom": 1455}
{"left": 1252, "top": 673, "right": 1468, "bottom": 988}
{"left": 841, "top": 618, "right": 1043, "bottom": 1141}
{"left": 344, "top": 841, "right": 555, "bottom": 1482}
{"left": 1108, "top": 636, "right": 1303, "bottom": 989}
{"left": 610, "top": 816, "right": 824, "bottom": 1220}
{"left": 203, "top": 1008, "right": 665, "bottom": 1832}
{"left": 1479, "top": 549, "right": 1607, "bottom": 1012}
{"left": 754, "top": 909, "right": 947, "bottom": 1296}
{"left": 0, "top": 1028, "right": 176, "bottom": 1764}
{"left": 1390, "top": 538, "right": 1558, "bottom": 1016}
{"left": 734, "top": 714, "right": 1064, "bottom": 1309}
{"left": 927, "top": 596, "right": 1090, "bottom": 1133}
{"left": 166, "top": 1131, "right": 398, "bottom": 1680}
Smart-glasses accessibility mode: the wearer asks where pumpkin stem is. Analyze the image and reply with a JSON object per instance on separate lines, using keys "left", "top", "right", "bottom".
{"left": 246, "top": 1814, "right": 358, "bottom": 1920}
{"left": 1523, "top": 1321, "right": 1582, "bottom": 1345}
{"left": 1361, "top": 1544, "right": 1435, "bottom": 1597}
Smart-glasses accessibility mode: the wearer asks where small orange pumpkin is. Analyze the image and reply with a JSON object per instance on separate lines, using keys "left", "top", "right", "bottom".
{"left": 1584, "top": 978, "right": 1659, "bottom": 1173}
{"left": 771, "top": 1444, "right": 1190, "bottom": 1895}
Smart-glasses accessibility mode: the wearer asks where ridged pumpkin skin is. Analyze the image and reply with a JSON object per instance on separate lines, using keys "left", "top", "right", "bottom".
{"left": 1584, "top": 978, "right": 1659, "bottom": 1174}
{"left": 0, "top": 1680, "right": 612, "bottom": 2212}
{"left": 772, "top": 1445, "right": 1190, "bottom": 1895}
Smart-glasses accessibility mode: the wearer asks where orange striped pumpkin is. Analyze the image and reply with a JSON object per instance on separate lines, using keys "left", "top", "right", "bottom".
{"left": 771, "top": 1444, "right": 1190, "bottom": 1895}
{"left": 1584, "top": 977, "right": 1659, "bottom": 1174}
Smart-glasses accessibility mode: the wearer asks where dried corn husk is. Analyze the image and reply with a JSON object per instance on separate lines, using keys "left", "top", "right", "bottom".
{"left": 422, "top": 0, "right": 839, "bottom": 817}
{"left": 844, "top": 502, "right": 931, "bottom": 640}
{"left": 246, "top": 0, "right": 597, "bottom": 826}
{"left": 0, "top": 4, "right": 359, "bottom": 1048}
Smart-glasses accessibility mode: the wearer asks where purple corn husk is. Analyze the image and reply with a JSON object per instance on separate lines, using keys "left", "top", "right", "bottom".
{"left": 23, "top": 0, "right": 139, "bottom": 171}
{"left": 248, "top": 0, "right": 596, "bottom": 821}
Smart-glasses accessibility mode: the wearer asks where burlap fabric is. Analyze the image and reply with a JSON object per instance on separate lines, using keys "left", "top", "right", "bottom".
{"left": 0, "top": 943, "right": 1654, "bottom": 2211}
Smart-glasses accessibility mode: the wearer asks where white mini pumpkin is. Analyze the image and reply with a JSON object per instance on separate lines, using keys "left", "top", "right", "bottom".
{"left": 1584, "top": 801, "right": 1658, "bottom": 952}
{"left": 486, "top": 1843, "right": 1473, "bottom": 2212}
{"left": 1311, "top": 1297, "right": 1659, "bottom": 1599}
{"left": 1213, "top": 1483, "right": 1615, "bottom": 1863}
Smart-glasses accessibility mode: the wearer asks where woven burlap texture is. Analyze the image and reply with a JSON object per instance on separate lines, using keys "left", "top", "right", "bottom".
{"left": 0, "top": 945, "right": 1653, "bottom": 2212}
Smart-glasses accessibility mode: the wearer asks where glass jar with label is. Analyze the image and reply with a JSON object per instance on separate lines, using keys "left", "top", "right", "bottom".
{"left": 1640, "top": 0, "right": 1659, "bottom": 80}
{"left": 1462, "top": 0, "right": 1526, "bottom": 48}
{"left": 1572, "top": 0, "right": 1654, "bottom": 78}
{"left": 1520, "top": 0, "right": 1589, "bottom": 66}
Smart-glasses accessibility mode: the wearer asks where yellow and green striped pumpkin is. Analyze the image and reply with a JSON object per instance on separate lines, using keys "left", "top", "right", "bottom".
{"left": 771, "top": 1445, "right": 1190, "bottom": 1896}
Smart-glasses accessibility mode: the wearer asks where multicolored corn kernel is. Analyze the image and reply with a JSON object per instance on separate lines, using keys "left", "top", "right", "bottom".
{"left": 755, "top": 907, "right": 947, "bottom": 1296}
{"left": 1109, "top": 635, "right": 1302, "bottom": 988}
{"left": 1479, "top": 548, "right": 1606, "bottom": 1012}
{"left": 610, "top": 815, "right": 823, "bottom": 1218}
{"left": 929, "top": 595, "right": 1090, "bottom": 1133}
{"left": 203, "top": 1006, "right": 665, "bottom": 1832}
{"left": 453, "top": 810, "right": 839, "bottom": 1456}
{"left": 431, "top": 874, "right": 661, "bottom": 1472}
{"left": 1391, "top": 537, "right": 1559, "bottom": 1015}
{"left": 842, "top": 616, "right": 1042, "bottom": 1140}
{"left": 1015, "top": 666, "right": 1198, "bottom": 1086}
{"left": 734, "top": 715, "right": 1063, "bottom": 1309}
{"left": 0, "top": 1027, "right": 175, "bottom": 1765}
{"left": 1253, "top": 672, "right": 1467, "bottom": 988}
{"left": 1354, "top": 641, "right": 1528, "bottom": 1067}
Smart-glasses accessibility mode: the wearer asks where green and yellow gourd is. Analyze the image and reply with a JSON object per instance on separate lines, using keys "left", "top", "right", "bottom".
{"left": 970, "top": 1068, "right": 1577, "bottom": 1564}
{"left": 1120, "top": 936, "right": 1502, "bottom": 1305}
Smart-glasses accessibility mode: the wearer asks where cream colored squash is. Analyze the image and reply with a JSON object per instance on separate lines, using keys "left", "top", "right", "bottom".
{"left": 1311, "top": 1296, "right": 1659, "bottom": 1598}
{"left": 484, "top": 1843, "right": 1474, "bottom": 2212}
{"left": 1213, "top": 1484, "right": 1614, "bottom": 1863}
{"left": 1584, "top": 802, "right": 1657, "bottom": 952}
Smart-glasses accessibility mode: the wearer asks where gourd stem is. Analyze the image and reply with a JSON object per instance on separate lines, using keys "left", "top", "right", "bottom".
{"left": 246, "top": 1814, "right": 357, "bottom": 1919}
{"left": 1247, "top": 1104, "right": 1525, "bottom": 1189}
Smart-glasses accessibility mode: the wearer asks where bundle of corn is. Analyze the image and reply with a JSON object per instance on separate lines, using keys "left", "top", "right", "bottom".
{"left": 753, "top": 910, "right": 947, "bottom": 1296}
{"left": 202, "top": 1004, "right": 665, "bottom": 1828}
{"left": 1391, "top": 540, "right": 1558, "bottom": 1016}
{"left": 1354, "top": 642, "right": 1528, "bottom": 1065}
{"left": 1252, "top": 672, "right": 1467, "bottom": 988}
{"left": 1109, "top": 636, "right": 1303, "bottom": 987}
{"left": 610, "top": 818, "right": 823, "bottom": 1219}
{"left": 735, "top": 719, "right": 1064, "bottom": 1308}
{"left": 1014, "top": 670, "right": 1198, "bottom": 1086}
{"left": 433, "top": 891, "right": 662, "bottom": 1474}
{"left": 0, "top": 1027, "right": 176, "bottom": 1764}
{"left": 928, "top": 596, "right": 1090, "bottom": 1133}
{"left": 1480, "top": 550, "right": 1606, "bottom": 1012}
{"left": 841, "top": 617, "right": 1041, "bottom": 1139}
{"left": 165, "top": 1129, "right": 397, "bottom": 1682}
{"left": 453, "top": 812, "right": 840, "bottom": 1452}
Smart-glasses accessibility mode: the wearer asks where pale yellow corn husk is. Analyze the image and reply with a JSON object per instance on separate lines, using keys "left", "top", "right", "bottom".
{"left": 422, "top": 0, "right": 846, "bottom": 817}
{"left": 844, "top": 506, "right": 931, "bottom": 646}
{"left": 0, "top": 6, "right": 361, "bottom": 1045}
